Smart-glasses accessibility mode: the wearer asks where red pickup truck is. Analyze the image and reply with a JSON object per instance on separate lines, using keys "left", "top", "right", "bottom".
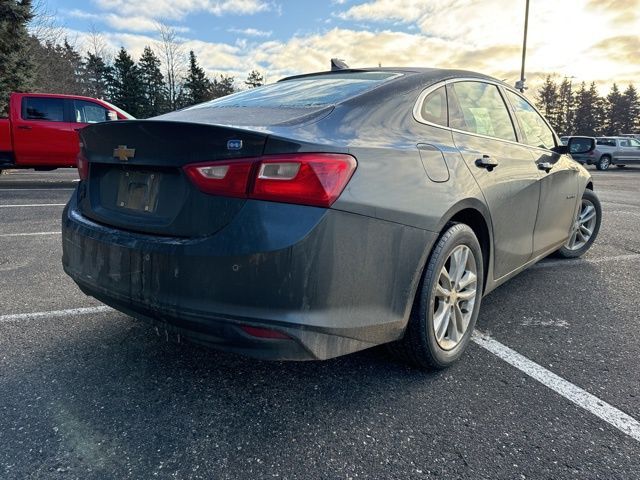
{"left": 0, "top": 92, "right": 133, "bottom": 173}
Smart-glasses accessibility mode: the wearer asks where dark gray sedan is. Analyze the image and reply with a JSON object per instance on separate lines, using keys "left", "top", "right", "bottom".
{"left": 62, "top": 68, "right": 601, "bottom": 369}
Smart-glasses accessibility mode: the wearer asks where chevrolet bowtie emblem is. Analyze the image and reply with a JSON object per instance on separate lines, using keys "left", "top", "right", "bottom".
{"left": 113, "top": 145, "right": 135, "bottom": 161}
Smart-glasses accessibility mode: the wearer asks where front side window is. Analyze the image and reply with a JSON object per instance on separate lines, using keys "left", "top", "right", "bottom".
{"left": 447, "top": 82, "right": 516, "bottom": 142}
{"left": 22, "top": 97, "right": 65, "bottom": 122}
{"left": 630, "top": 139, "right": 640, "bottom": 147}
{"left": 74, "top": 100, "right": 108, "bottom": 124}
{"left": 505, "top": 91, "right": 555, "bottom": 150}
{"left": 420, "top": 87, "right": 447, "bottom": 126}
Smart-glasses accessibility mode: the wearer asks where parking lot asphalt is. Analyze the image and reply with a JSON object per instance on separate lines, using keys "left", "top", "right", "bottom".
{"left": 1, "top": 167, "right": 639, "bottom": 479}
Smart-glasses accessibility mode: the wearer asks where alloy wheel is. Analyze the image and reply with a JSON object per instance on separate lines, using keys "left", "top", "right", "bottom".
{"left": 432, "top": 245, "right": 478, "bottom": 350}
{"left": 565, "top": 198, "right": 597, "bottom": 251}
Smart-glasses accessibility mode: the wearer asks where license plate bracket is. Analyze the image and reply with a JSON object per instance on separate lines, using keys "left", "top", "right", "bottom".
{"left": 116, "top": 170, "right": 161, "bottom": 213}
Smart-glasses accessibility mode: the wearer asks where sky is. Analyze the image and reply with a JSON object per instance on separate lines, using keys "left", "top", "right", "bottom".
{"left": 44, "top": 0, "right": 640, "bottom": 92}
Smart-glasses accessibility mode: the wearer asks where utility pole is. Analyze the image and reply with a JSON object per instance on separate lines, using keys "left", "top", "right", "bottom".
{"left": 516, "top": 0, "right": 530, "bottom": 93}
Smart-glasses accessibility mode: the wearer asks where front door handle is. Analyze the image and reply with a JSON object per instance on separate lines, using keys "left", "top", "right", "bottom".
{"left": 17, "top": 125, "right": 32, "bottom": 130}
{"left": 538, "top": 161, "right": 553, "bottom": 173}
{"left": 475, "top": 155, "right": 498, "bottom": 171}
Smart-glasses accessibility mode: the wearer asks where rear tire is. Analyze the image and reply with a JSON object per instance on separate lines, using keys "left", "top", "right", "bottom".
{"left": 389, "top": 223, "right": 483, "bottom": 369}
{"left": 596, "top": 155, "right": 611, "bottom": 170}
{"left": 555, "top": 189, "right": 601, "bottom": 259}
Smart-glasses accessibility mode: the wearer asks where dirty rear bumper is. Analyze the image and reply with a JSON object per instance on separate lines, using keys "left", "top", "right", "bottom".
{"left": 62, "top": 191, "right": 436, "bottom": 361}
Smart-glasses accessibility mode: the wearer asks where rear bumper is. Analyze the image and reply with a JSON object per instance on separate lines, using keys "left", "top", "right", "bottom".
{"left": 62, "top": 191, "right": 436, "bottom": 360}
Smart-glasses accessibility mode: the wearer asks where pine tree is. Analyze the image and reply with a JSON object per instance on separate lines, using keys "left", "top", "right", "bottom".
{"left": 573, "top": 82, "right": 600, "bottom": 136}
{"left": 29, "top": 38, "right": 85, "bottom": 95}
{"left": 245, "top": 70, "right": 264, "bottom": 88}
{"left": 108, "top": 47, "right": 144, "bottom": 117}
{"left": 0, "top": 0, "right": 34, "bottom": 115}
{"left": 556, "top": 78, "right": 575, "bottom": 136}
{"left": 604, "top": 83, "right": 625, "bottom": 135}
{"left": 535, "top": 76, "right": 560, "bottom": 132}
{"left": 182, "top": 50, "right": 212, "bottom": 106}
{"left": 138, "top": 46, "right": 167, "bottom": 117}
{"left": 210, "top": 74, "right": 236, "bottom": 99}
{"left": 84, "top": 52, "right": 111, "bottom": 99}
{"left": 621, "top": 84, "right": 639, "bottom": 133}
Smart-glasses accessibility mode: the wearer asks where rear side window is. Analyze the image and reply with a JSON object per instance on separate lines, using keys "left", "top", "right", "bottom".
{"left": 447, "top": 82, "right": 516, "bottom": 142}
{"left": 505, "top": 91, "right": 555, "bottom": 150}
{"left": 22, "top": 97, "right": 65, "bottom": 122}
{"left": 597, "top": 138, "right": 616, "bottom": 147}
{"left": 74, "top": 100, "right": 108, "bottom": 124}
{"left": 186, "top": 72, "right": 402, "bottom": 109}
{"left": 420, "top": 87, "right": 447, "bottom": 126}
{"left": 619, "top": 139, "right": 630, "bottom": 147}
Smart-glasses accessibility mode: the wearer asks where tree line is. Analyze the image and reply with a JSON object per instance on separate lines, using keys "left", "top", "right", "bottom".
{"left": 1, "top": 0, "right": 265, "bottom": 118}
{"left": 534, "top": 76, "right": 639, "bottom": 137}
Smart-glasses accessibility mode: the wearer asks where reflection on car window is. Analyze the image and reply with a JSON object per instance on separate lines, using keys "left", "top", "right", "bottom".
{"left": 74, "top": 100, "right": 108, "bottom": 124}
{"left": 187, "top": 72, "right": 402, "bottom": 109}
{"left": 447, "top": 82, "right": 516, "bottom": 142}
{"left": 619, "top": 139, "right": 630, "bottom": 147}
{"left": 630, "top": 139, "right": 640, "bottom": 147}
{"left": 420, "top": 87, "right": 447, "bottom": 126}
{"left": 505, "top": 91, "right": 555, "bottom": 150}
{"left": 22, "top": 97, "right": 65, "bottom": 122}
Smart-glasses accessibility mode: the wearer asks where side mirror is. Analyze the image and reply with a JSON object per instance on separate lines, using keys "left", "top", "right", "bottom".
{"left": 568, "top": 136, "right": 596, "bottom": 155}
{"left": 107, "top": 110, "right": 118, "bottom": 121}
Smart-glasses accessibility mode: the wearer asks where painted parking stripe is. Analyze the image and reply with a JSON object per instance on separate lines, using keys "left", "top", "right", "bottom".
{"left": 0, "top": 306, "right": 113, "bottom": 323}
{"left": 0, "top": 203, "right": 66, "bottom": 208}
{"left": 0, "top": 231, "right": 61, "bottom": 237}
{"left": 473, "top": 331, "right": 640, "bottom": 443}
{"left": 0, "top": 188, "right": 75, "bottom": 191}
{"left": 533, "top": 253, "right": 640, "bottom": 269}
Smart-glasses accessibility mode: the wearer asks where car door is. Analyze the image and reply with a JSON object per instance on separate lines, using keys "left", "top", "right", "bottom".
{"left": 12, "top": 96, "right": 76, "bottom": 167}
{"left": 69, "top": 99, "right": 111, "bottom": 159}
{"left": 447, "top": 81, "right": 541, "bottom": 279}
{"left": 618, "top": 138, "right": 640, "bottom": 164}
{"left": 502, "top": 89, "right": 579, "bottom": 257}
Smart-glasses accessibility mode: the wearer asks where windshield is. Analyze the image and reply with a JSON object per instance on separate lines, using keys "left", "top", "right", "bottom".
{"left": 185, "top": 72, "right": 402, "bottom": 110}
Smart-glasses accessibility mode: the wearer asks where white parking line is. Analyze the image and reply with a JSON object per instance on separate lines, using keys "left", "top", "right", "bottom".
{"left": 473, "top": 331, "right": 640, "bottom": 443}
{"left": 0, "top": 188, "right": 74, "bottom": 191}
{"left": 0, "top": 203, "right": 66, "bottom": 208}
{"left": 0, "top": 306, "right": 113, "bottom": 323}
{"left": 0, "top": 231, "right": 61, "bottom": 237}
{"left": 533, "top": 253, "right": 640, "bottom": 269}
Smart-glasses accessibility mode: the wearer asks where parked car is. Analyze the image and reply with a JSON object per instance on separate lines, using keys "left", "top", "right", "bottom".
{"left": 571, "top": 136, "right": 640, "bottom": 170}
{"left": 62, "top": 69, "right": 601, "bottom": 369}
{"left": 0, "top": 92, "right": 133, "bottom": 173}
{"left": 620, "top": 133, "right": 640, "bottom": 140}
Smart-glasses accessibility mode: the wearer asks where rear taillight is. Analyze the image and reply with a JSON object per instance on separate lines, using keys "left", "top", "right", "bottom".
{"left": 77, "top": 145, "right": 88, "bottom": 181}
{"left": 183, "top": 159, "right": 254, "bottom": 198}
{"left": 183, "top": 153, "right": 356, "bottom": 208}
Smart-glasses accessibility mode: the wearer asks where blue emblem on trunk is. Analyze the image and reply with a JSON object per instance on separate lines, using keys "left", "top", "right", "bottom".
{"left": 227, "top": 140, "right": 243, "bottom": 150}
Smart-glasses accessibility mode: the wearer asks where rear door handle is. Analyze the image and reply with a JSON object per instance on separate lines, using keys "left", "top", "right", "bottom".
{"left": 538, "top": 162, "right": 553, "bottom": 173}
{"left": 17, "top": 125, "right": 31, "bottom": 130}
{"left": 475, "top": 155, "right": 498, "bottom": 171}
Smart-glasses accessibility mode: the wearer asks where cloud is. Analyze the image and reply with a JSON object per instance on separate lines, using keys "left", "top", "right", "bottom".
{"left": 92, "top": 0, "right": 273, "bottom": 21}
{"left": 227, "top": 27, "right": 272, "bottom": 38}
{"left": 67, "top": 9, "right": 188, "bottom": 33}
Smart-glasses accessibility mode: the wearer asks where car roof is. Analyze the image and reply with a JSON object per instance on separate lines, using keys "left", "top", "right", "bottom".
{"left": 279, "top": 67, "right": 509, "bottom": 88}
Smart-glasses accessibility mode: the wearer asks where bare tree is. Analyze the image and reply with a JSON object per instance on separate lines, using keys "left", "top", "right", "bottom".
{"left": 156, "top": 22, "right": 187, "bottom": 111}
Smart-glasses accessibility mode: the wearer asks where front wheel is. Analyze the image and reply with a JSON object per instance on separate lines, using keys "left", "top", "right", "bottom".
{"left": 389, "top": 223, "right": 483, "bottom": 369}
{"left": 555, "top": 189, "right": 601, "bottom": 259}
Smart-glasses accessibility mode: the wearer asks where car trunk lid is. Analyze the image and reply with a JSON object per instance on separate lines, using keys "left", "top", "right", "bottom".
{"left": 78, "top": 120, "right": 268, "bottom": 237}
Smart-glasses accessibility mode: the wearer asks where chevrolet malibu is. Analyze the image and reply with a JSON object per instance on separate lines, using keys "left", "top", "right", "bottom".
{"left": 62, "top": 68, "right": 601, "bottom": 369}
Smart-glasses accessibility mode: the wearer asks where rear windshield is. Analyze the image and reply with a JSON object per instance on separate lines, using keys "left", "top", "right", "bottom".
{"left": 186, "top": 72, "right": 402, "bottom": 110}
